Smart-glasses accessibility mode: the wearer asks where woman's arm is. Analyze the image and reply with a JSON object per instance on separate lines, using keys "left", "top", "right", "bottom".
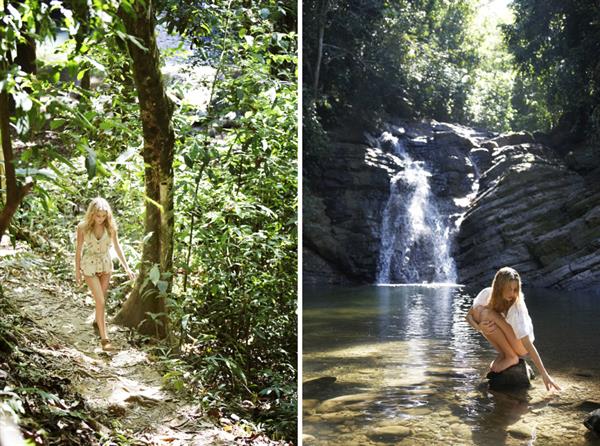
{"left": 75, "top": 226, "right": 83, "bottom": 284}
{"left": 521, "top": 336, "right": 561, "bottom": 391}
{"left": 466, "top": 307, "right": 496, "bottom": 335}
{"left": 111, "top": 230, "right": 136, "bottom": 281}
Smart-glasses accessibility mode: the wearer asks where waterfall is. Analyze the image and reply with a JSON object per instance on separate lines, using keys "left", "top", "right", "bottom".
{"left": 375, "top": 132, "right": 457, "bottom": 284}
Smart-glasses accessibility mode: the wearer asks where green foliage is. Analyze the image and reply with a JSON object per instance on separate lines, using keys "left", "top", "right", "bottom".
{"left": 160, "top": 1, "right": 297, "bottom": 439}
{"left": 0, "top": 295, "right": 103, "bottom": 445}
{"left": 303, "top": 0, "right": 479, "bottom": 130}
{"left": 504, "top": 0, "right": 600, "bottom": 139}
{"left": 3, "top": 0, "right": 296, "bottom": 441}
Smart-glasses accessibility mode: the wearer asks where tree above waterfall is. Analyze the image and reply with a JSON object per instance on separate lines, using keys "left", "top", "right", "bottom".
{"left": 303, "top": 0, "right": 479, "bottom": 129}
{"left": 304, "top": 0, "right": 600, "bottom": 149}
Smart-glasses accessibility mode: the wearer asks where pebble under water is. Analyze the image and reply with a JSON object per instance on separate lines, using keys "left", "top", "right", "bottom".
{"left": 303, "top": 285, "right": 600, "bottom": 445}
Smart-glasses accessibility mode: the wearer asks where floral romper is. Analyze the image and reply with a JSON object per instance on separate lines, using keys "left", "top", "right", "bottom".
{"left": 81, "top": 228, "right": 113, "bottom": 276}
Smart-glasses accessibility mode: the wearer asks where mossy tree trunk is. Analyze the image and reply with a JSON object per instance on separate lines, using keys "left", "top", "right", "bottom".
{"left": 114, "top": 0, "right": 175, "bottom": 338}
{"left": 0, "top": 20, "right": 36, "bottom": 237}
{"left": 0, "top": 89, "right": 34, "bottom": 238}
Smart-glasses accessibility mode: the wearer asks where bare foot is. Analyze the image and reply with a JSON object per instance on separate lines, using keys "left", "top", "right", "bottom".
{"left": 492, "top": 355, "right": 519, "bottom": 373}
{"left": 490, "top": 354, "right": 504, "bottom": 372}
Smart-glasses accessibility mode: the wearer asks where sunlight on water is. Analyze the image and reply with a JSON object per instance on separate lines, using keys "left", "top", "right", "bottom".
{"left": 303, "top": 285, "right": 600, "bottom": 445}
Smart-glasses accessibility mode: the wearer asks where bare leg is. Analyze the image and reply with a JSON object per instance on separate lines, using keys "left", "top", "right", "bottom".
{"left": 84, "top": 274, "right": 108, "bottom": 341}
{"left": 499, "top": 320, "right": 528, "bottom": 357}
{"left": 480, "top": 308, "right": 519, "bottom": 372}
{"left": 98, "top": 272, "right": 111, "bottom": 325}
{"left": 99, "top": 272, "right": 111, "bottom": 297}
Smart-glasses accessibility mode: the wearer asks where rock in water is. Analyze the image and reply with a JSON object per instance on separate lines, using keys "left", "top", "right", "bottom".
{"left": 584, "top": 409, "right": 600, "bottom": 435}
{"left": 486, "top": 359, "right": 534, "bottom": 390}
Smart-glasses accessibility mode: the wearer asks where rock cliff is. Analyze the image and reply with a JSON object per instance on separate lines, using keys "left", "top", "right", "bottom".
{"left": 304, "top": 119, "right": 600, "bottom": 291}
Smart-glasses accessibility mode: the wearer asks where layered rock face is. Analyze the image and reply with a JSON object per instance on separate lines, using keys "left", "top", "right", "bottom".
{"left": 304, "top": 120, "right": 488, "bottom": 284}
{"left": 457, "top": 135, "right": 600, "bottom": 290}
{"left": 303, "top": 140, "right": 398, "bottom": 283}
{"left": 304, "top": 119, "right": 600, "bottom": 292}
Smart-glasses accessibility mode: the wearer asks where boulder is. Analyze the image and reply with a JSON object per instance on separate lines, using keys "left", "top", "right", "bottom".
{"left": 584, "top": 409, "right": 600, "bottom": 435}
{"left": 303, "top": 376, "right": 337, "bottom": 398}
{"left": 434, "top": 130, "right": 477, "bottom": 150}
{"left": 368, "top": 425, "right": 412, "bottom": 441}
{"left": 486, "top": 359, "right": 534, "bottom": 390}
{"left": 490, "top": 131, "right": 534, "bottom": 147}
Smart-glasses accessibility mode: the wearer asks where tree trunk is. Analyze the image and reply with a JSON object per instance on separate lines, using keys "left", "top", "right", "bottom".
{"left": 0, "top": 89, "right": 34, "bottom": 238}
{"left": 0, "top": 6, "right": 36, "bottom": 234}
{"left": 72, "top": 0, "right": 91, "bottom": 90}
{"left": 313, "top": 0, "right": 330, "bottom": 97}
{"left": 113, "top": 0, "right": 175, "bottom": 338}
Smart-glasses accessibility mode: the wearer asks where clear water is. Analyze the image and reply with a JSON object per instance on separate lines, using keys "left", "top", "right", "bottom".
{"left": 303, "top": 285, "right": 600, "bottom": 445}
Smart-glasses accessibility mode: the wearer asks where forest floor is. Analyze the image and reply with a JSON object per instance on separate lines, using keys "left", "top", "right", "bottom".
{"left": 0, "top": 238, "right": 283, "bottom": 445}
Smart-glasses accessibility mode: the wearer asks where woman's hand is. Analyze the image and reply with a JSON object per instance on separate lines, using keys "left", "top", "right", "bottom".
{"left": 126, "top": 268, "right": 136, "bottom": 282}
{"left": 75, "top": 269, "right": 82, "bottom": 286}
{"left": 479, "top": 319, "right": 497, "bottom": 335}
{"left": 542, "top": 373, "right": 562, "bottom": 392}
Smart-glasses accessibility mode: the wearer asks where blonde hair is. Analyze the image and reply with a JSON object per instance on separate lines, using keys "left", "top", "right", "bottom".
{"left": 489, "top": 266, "right": 522, "bottom": 314}
{"left": 79, "top": 197, "right": 117, "bottom": 238}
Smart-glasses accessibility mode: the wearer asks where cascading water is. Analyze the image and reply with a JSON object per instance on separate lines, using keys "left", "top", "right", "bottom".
{"left": 375, "top": 132, "right": 457, "bottom": 284}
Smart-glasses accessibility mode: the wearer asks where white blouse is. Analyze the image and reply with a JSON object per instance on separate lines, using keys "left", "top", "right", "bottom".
{"left": 472, "top": 287, "right": 535, "bottom": 342}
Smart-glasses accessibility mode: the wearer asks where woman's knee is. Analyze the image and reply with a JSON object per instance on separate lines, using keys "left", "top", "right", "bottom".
{"left": 480, "top": 308, "right": 497, "bottom": 322}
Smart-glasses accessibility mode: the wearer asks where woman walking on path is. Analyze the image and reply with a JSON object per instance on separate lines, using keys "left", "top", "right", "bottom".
{"left": 466, "top": 266, "right": 561, "bottom": 391}
{"left": 75, "top": 197, "right": 135, "bottom": 351}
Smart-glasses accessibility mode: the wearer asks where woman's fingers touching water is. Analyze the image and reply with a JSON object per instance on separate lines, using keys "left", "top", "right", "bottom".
{"left": 544, "top": 374, "right": 562, "bottom": 392}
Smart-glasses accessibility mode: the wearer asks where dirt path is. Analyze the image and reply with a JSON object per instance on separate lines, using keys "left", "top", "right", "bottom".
{"left": 0, "top": 241, "right": 246, "bottom": 445}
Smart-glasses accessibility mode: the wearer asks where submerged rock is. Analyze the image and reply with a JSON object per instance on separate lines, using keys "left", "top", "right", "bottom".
{"left": 303, "top": 376, "right": 337, "bottom": 397}
{"left": 486, "top": 359, "right": 534, "bottom": 390}
{"left": 368, "top": 425, "right": 412, "bottom": 441}
{"left": 584, "top": 409, "right": 600, "bottom": 435}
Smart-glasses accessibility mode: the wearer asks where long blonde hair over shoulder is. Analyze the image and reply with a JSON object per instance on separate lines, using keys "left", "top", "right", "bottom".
{"left": 489, "top": 266, "right": 522, "bottom": 314}
{"left": 79, "top": 197, "right": 117, "bottom": 238}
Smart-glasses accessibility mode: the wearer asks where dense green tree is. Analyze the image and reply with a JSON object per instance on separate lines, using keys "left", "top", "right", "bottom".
{"left": 504, "top": 0, "right": 600, "bottom": 142}
{"left": 303, "top": 0, "right": 479, "bottom": 134}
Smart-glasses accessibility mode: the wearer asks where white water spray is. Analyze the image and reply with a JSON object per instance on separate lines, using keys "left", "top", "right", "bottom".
{"left": 375, "top": 132, "right": 457, "bottom": 284}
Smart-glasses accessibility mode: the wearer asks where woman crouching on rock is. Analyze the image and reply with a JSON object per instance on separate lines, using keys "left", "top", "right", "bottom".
{"left": 466, "top": 266, "right": 561, "bottom": 391}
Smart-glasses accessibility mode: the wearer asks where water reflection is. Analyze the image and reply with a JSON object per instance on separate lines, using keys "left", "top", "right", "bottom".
{"left": 303, "top": 285, "right": 600, "bottom": 445}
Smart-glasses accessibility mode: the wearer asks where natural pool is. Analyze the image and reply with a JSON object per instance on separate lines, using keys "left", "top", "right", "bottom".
{"left": 303, "top": 285, "right": 600, "bottom": 445}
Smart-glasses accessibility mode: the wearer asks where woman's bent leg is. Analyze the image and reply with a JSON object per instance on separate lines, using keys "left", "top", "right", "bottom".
{"left": 84, "top": 274, "right": 107, "bottom": 341}
{"left": 480, "top": 308, "right": 519, "bottom": 372}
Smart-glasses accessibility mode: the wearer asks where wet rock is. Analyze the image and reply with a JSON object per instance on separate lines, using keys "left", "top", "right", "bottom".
{"left": 469, "top": 147, "right": 492, "bottom": 172}
{"left": 434, "top": 130, "right": 477, "bottom": 150}
{"left": 449, "top": 422, "right": 471, "bottom": 438}
{"left": 486, "top": 359, "right": 534, "bottom": 390}
{"left": 481, "top": 140, "right": 498, "bottom": 150}
{"left": 303, "top": 376, "right": 337, "bottom": 396}
{"left": 490, "top": 131, "right": 534, "bottom": 147}
{"left": 303, "top": 415, "right": 322, "bottom": 424}
{"left": 508, "top": 420, "right": 534, "bottom": 439}
{"left": 320, "top": 410, "right": 362, "bottom": 423}
{"left": 584, "top": 409, "right": 600, "bottom": 435}
{"left": 302, "top": 434, "right": 317, "bottom": 444}
{"left": 368, "top": 425, "right": 412, "bottom": 441}
{"left": 576, "top": 401, "right": 600, "bottom": 412}
{"left": 303, "top": 399, "right": 320, "bottom": 414}
{"left": 405, "top": 407, "right": 432, "bottom": 416}
{"left": 319, "top": 392, "right": 376, "bottom": 412}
